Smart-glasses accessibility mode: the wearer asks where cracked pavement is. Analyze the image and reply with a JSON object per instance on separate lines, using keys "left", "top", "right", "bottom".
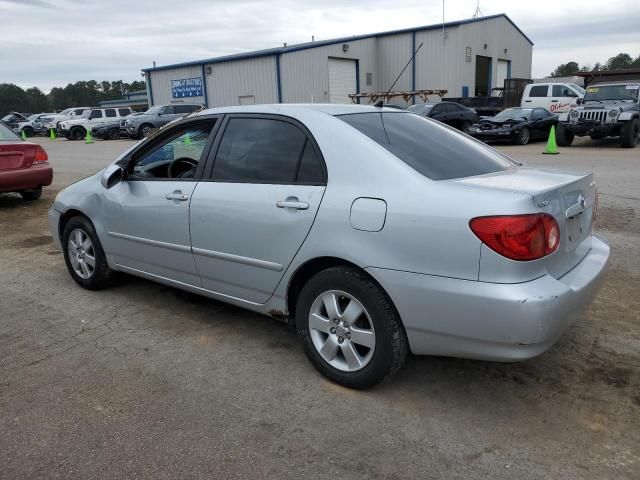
{"left": 0, "top": 137, "right": 638, "bottom": 479}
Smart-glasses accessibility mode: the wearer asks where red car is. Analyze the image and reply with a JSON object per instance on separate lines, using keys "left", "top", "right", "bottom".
{"left": 0, "top": 121, "right": 52, "bottom": 200}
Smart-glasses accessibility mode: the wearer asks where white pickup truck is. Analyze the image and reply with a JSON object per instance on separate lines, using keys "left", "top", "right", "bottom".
{"left": 521, "top": 82, "right": 585, "bottom": 114}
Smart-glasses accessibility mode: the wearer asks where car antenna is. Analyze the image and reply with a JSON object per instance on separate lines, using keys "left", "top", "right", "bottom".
{"left": 374, "top": 42, "right": 424, "bottom": 108}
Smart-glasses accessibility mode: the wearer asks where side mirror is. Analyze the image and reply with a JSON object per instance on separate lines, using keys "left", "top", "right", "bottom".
{"left": 576, "top": 98, "right": 583, "bottom": 105}
{"left": 101, "top": 164, "right": 124, "bottom": 189}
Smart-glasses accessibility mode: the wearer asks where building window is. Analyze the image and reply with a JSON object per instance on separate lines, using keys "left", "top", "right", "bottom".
{"left": 465, "top": 47, "right": 472, "bottom": 62}
{"left": 366, "top": 72, "right": 373, "bottom": 87}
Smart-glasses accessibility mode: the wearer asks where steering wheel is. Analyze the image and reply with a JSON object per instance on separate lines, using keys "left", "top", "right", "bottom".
{"left": 167, "top": 157, "right": 198, "bottom": 179}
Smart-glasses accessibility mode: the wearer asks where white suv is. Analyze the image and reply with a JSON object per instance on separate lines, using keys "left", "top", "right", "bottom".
{"left": 58, "top": 107, "right": 133, "bottom": 140}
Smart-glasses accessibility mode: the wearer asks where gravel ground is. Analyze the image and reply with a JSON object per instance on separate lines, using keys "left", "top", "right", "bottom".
{"left": 1, "top": 135, "right": 638, "bottom": 479}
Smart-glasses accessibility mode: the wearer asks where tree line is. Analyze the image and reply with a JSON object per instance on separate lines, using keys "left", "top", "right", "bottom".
{"left": 0, "top": 80, "right": 146, "bottom": 117}
{"left": 550, "top": 52, "right": 640, "bottom": 78}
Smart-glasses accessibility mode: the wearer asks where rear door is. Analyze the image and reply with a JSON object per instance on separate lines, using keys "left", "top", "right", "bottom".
{"left": 189, "top": 114, "right": 327, "bottom": 303}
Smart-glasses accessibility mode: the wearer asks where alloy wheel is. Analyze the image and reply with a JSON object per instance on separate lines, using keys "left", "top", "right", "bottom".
{"left": 67, "top": 228, "right": 96, "bottom": 279}
{"left": 308, "top": 290, "right": 376, "bottom": 372}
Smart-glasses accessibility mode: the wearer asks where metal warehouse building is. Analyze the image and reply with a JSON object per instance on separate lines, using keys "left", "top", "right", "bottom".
{"left": 143, "top": 14, "right": 532, "bottom": 107}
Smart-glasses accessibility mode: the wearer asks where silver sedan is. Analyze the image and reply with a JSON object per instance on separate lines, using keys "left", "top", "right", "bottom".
{"left": 49, "top": 104, "right": 610, "bottom": 389}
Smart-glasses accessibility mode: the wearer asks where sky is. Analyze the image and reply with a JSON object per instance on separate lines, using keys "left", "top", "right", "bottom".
{"left": 1, "top": 0, "right": 639, "bottom": 92}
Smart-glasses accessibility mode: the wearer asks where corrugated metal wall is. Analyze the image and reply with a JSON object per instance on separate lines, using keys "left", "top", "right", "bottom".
{"left": 148, "top": 65, "right": 205, "bottom": 106}
{"left": 205, "top": 56, "right": 278, "bottom": 107}
{"left": 279, "top": 38, "right": 377, "bottom": 103}
{"left": 415, "top": 16, "right": 532, "bottom": 101}
{"left": 147, "top": 17, "right": 532, "bottom": 108}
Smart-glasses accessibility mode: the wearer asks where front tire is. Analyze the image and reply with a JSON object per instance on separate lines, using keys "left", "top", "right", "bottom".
{"left": 70, "top": 126, "right": 85, "bottom": 141}
{"left": 22, "top": 127, "right": 35, "bottom": 137}
{"left": 556, "top": 124, "right": 574, "bottom": 146}
{"left": 139, "top": 124, "right": 153, "bottom": 138}
{"left": 295, "top": 266, "right": 408, "bottom": 389}
{"left": 516, "top": 126, "right": 530, "bottom": 145}
{"left": 621, "top": 118, "right": 639, "bottom": 148}
{"left": 461, "top": 120, "right": 472, "bottom": 134}
{"left": 62, "top": 216, "right": 116, "bottom": 290}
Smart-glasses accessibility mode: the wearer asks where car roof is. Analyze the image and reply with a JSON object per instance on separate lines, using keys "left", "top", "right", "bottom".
{"left": 195, "top": 103, "right": 406, "bottom": 117}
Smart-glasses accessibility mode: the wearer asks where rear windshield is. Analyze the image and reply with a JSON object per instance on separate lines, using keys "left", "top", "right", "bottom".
{"left": 0, "top": 122, "right": 20, "bottom": 141}
{"left": 338, "top": 112, "right": 515, "bottom": 180}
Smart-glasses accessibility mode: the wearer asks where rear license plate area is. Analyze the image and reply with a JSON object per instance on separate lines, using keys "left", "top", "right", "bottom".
{"left": 565, "top": 214, "right": 585, "bottom": 251}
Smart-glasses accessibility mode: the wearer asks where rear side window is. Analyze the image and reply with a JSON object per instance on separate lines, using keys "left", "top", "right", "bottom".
{"left": 89, "top": 110, "right": 103, "bottom": 119}
{"left": 118, "top": 108, "right": 131, "bottom": 116}
{"left": 338, "top": 112, "right": 515, "bottom": 181}
{"left": 212, "top": 118, "right": 306, "bottom": 183}
{"left": 529, "top": 85, "right": 549, "bottom": 97}
{"left": 296, "top": 140, "right": 325, "bottom": 183}
{"left": 105, "top": 109, "right": 117, "bottom": 118}
{"left": 175, "top": 105, "right": 196, "bottom": 114}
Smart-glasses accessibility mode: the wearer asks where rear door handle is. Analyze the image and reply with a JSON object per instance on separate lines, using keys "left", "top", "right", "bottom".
{"left": 276, "top": 199, "right": 309, "bottom": 210}
{"left": 166, "top": 191, "right": 189, "bottom": 201}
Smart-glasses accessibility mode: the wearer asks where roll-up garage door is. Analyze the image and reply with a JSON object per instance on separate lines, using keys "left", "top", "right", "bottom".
{"left": 496, "top": 60, "right": 509, "bottom": 90}
{"left": 328, "top": 58, "right": 357, "bottom": 104}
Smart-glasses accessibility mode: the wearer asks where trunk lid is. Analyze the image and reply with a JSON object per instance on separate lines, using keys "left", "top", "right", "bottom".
{"left": 0, "top": 142, "right": 36, "bottom": 170}
{"left": 455, "top": 167, "right": 596, "bottom": 278}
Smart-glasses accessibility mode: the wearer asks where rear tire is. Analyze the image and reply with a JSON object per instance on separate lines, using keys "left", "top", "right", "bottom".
{"left": 621, "top": 118, "right": 639, "bottom": 148}
{"left": 108, "top": 128, "right": 120, "bottom": 140}
{"left": 62, "top": 216, "right": 116, "bottom": 290}
{"left": 22, "top": 127, "right": 35, "bottom": 137}
{"left": 295, "top": 266, "right": 408, "bottom": 389}
{"left": 20, "top": 187, "right": 42, "bottom": 200}
{"left": 556, "top": 124, "right": 574, "bottom": 146}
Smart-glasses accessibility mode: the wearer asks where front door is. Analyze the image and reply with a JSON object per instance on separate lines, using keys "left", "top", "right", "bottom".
{"left": 189, "top": 115, "right": 327, "bottom": 304}
{"left": 102, "top": 119, "right": 217, "bottom": 285}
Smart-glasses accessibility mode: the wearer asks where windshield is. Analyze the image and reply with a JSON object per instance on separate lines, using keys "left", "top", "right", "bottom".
{"left": 0, "top": 122, "right": 20, "bottom": 141}
{"left": 585, "top": 84, "right": 639, "bottom": 102}
{"left": 27, "top": 114, "right": 41, "bottom": 121}
{"left": 60, "top": 108, "right": 74, "bottom": 115}
{"left": 144, "top": 106, "right": 163, "bottom": 115}
{"left": 338, "top": 112, "right": 515, "bottom": 181}
{"left": 493, "top": 108, "right": 532, "bottom": 120}
{"left": 569, "top": 84, "right": 585, "bottom": 95}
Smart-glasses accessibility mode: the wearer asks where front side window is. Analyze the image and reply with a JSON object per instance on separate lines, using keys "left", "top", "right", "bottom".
{"left": 129, "top": 122, "right": 214, "bottom": 180}
{"left": 161, "top": 106, "right": 175, "bottom": 115}
{"left": 552, "top": 85, "right": 576, "bottom": 97}
{"left": 89, "top": 110, "right": 103, "bottom": 119}
{"left": 529, "top": 85, "right": 549, "bottom": 97}
{"left": 211, "top": 118, "right": 307, "bottom": 183}
{"left": 338, "top": 112, "right": 515, "bottom": 181}
{"left": 105, "top": 109, "right": 117, "bottom": 118}
{"left": 175, "top": 105, "right": 196, "bottom": 114}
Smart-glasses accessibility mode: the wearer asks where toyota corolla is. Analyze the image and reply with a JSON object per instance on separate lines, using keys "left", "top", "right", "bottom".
{"left": 49, "top": 104, "right": 609, "bottom": 389}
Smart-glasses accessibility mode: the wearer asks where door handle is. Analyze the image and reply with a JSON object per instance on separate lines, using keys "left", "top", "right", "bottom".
{"left": 166, "top": 191, "right": 189, "bottom": 201}
{"left": 524, "top": 100, "right": 532, "bottom": 102}
{"left": 276, "top": 199, "right": 309, "bottom": 210}
{"left": 551, "top": 100, "right": 558, "bottom": 102}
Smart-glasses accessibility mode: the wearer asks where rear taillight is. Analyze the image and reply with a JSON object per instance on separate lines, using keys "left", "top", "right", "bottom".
{"left": 33, "top": 145, "right": 48, "bottom": 165}
{"left": 469, "top": 214, "right": 560, "bottom": 261}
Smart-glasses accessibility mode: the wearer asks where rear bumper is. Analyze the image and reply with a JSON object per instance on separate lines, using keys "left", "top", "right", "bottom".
{"left": 367, "top": 235, "right": 610, "bottom": 361}
{"left": 0, "top": 165, "right": 53, "bottom": 192}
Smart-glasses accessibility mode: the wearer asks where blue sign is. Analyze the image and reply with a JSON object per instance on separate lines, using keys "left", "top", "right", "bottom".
{"left": 171, "top": 77, "right": 203, "bottom": 98}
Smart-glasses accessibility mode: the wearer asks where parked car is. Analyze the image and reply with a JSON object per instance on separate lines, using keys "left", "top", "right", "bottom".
{"left": 123, "top": 104, "right": 203, "bottom": 139}
{"left": 1, "top": 112, "right": 31, "bottom": 130}
{"left": 49, "top": 104, "right": 609, "bottom": 389}
{"left": 444, "top": 78, "right": 532, "bottom": 117}
{"left": 469, "top": 107, "right": 557, "bottom": 144}
{"left": 91, "top": 121, "right": 123, "bottom": 140}
{"left": 44, "top": 107, "right": 91, "bottom": 133}
{"left": 521, "top": 82, "right": 585, "bottom": 114}
{"left": 58, "top": 107, "right": 133, "bottom": 140}
{"left": 0, "top": 121, "right": 52, "bottom": 200}
{"left": 556, "top": 81, "right": 639, "bottom": 148}
{"left": 14, "top": 113, "right": 58, "bottom": 137}
{"left": 408, "top": 101, "right": 478, "bottom": 132}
